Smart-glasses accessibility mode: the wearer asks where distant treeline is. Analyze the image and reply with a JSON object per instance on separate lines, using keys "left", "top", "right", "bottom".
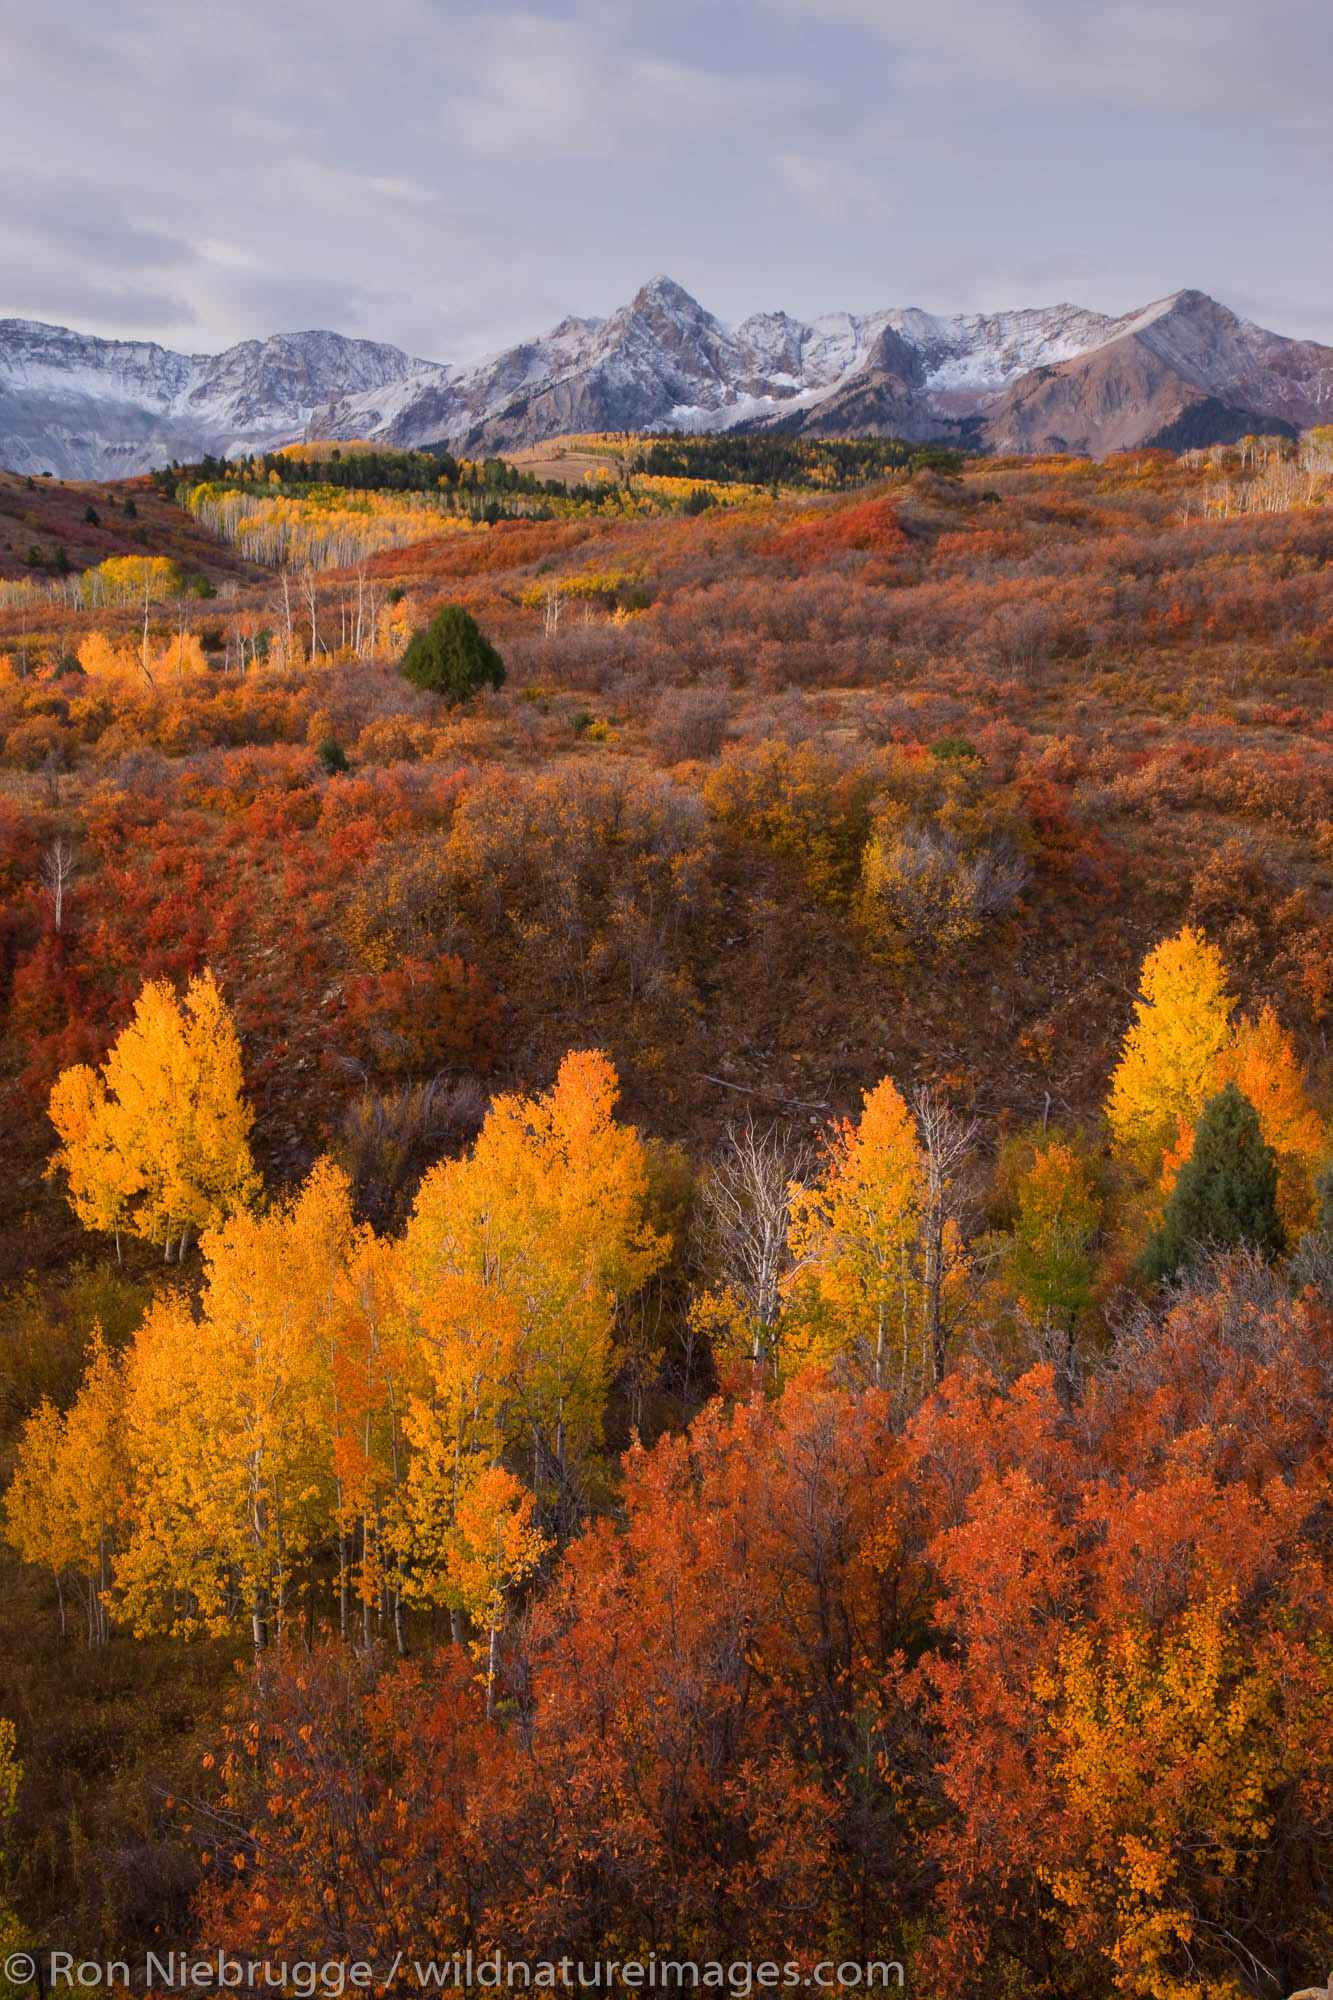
{"left": 154, "top": 434, "right": 966, "bottom": 505}
{"left": 631, "top": 433, "right": 966, "bottom": 487}
{"left": 154, "top": 448, "right": 577, "bottom": 501}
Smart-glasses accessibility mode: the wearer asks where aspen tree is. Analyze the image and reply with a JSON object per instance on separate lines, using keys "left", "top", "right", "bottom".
{"left": 786, "top": 1077, "right": 926, "bottom": 1387}
{"left": 0, "top": 1718, "right": 24, "bottom": 1974}
{"left": 47, "top": 1063, "right": 137, "bottom": 1257}
{"left": 118, "top": 1161, "right": 354, "bottom": 1649}
{"left": 447, "top": 1463, "right": 549, "bottom": 1716}
{"left": 695, "top": 1119, "right": 810, "bottom": 1377}
{"left": 2, "top": 1400, "right": 69, "bottom": 1633}
{"left": 3, "top": 1331, "right": 128, "bottom": 1646}
{"left": 787, "top": 1078, "right": 974, "bottom": 1388}
{"left": 48, "top": 969, "right": 260, "bottom": 1260}
{"left": 321, "top": 1230, "right": 423, "bottom": 1651}
{"left": 399, "top": 1051, "right": 666, "bottom": 1535}
{"left": 1106, "top": 927, "right": 1234, "bottom": 1175}
{"left": 1007, "top": 1141, "right": 1099, "bottom": 1341}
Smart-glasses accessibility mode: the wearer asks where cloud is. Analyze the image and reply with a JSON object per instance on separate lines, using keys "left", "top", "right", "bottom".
{"left": 769, "top": 151, "right": 889, "bottom": 227}
{"left": 2, "top": 176, "right": 187, "bottom": 273}
{"left": 0, "top": 0, "right": 1328, "bottom": 358}
{"left": 0, "top": 172, "right": 198, "bottom": 332}
{"left": 771, "top": 0, "right": 1333, "bottom": 121}
{"left": 435, "top": 10, "right": 800, "bottom": 161}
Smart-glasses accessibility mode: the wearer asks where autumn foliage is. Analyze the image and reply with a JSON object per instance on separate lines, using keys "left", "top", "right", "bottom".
{"left": 4, "top": 442, "right": 1333, "bottom": 1992}
{"left": 193, "top": 1286, "right": 1333, "bottom": 1996}
{"left": 47, "top": 968, "right": 259, "bottom": 1258}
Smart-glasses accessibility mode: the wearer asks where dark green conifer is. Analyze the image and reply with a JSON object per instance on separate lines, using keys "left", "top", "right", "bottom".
{"left": 398, "top": 604, "right": 505, "bottom": 702}
{"left": 1141, "top": 1081, "right": 1284, "bottom": 1280}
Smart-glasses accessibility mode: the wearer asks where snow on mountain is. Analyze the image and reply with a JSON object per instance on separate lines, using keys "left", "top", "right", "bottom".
{"left": 2, "top": 279, "right": 1330, "bottom": 479}
{"left": 889, "top": 304, "right": 1126, "bottom": 395}
{"left": 0, "top": 319, "right": 450, "bottom": 478}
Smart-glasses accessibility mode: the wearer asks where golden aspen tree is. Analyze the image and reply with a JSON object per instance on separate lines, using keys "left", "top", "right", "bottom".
{"left": 392, "top": 1288, "right": 520, "bottom": 1638}
{"left": 51, "top": 1332, "right": 127, "bottom": 1648}
{"left": 3, "top": 1331, "right": 128, "bottom": 1646}
{"left": 48, "top": 969, "right": 260, "bottom": 1260}
{"left": 1106, "top": 928, "right": 1234, "bottom": 1175}
{"left": 786, "top": 1077, "right": 926, "bottom": 1387}
{"left": 118, "top": 1161, "right": 355, "bottom": 1650}
{"left": 447, "top": 1463, "right": 550, "bottom": 1716}
{"left": 321, "top": 1229, "right": 424, "bottom": 1652}
{"left": 3, "top": 1400, "right": 68, "bottom": 1628}
{"left": 46, "top": 1064, "right": 138, "bottom": 1256}
{"left": 1035, "top": 1592, "right": 1279, "bottom": 1999}
{"left": 398, "top": 1051, "right": 667, "bottom": 1537}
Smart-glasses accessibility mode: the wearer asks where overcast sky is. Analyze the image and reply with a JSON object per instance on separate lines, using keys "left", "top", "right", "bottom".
{"left": 1, "top": 0, "right": 1330, "bottom": 361}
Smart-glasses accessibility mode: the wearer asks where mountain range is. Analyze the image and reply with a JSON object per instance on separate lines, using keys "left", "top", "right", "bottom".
{"left": 2, "top": 277, "right": 1331, "bottom": 481}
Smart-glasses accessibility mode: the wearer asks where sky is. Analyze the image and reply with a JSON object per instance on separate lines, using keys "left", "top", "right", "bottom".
{"left": 0, "top": 0, "right": 1330, "bottom": 362}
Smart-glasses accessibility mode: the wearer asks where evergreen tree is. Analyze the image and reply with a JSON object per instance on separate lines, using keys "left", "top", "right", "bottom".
{"left": 1141, "top": 1082, "right": 1284, "bottom": 1280}
{"left": 398, "top": 604, "right": 505, "bottom": 702}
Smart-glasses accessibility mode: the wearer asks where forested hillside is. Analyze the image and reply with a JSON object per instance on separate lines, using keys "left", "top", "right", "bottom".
{"left": 0, "top": 432, "right": 1331, "bottom": 1997}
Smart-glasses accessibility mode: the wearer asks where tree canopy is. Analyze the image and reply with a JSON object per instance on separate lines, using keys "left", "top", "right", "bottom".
{"left": 398, "top": 603, "right": 505, "bottom": 701}
{"left": 47, "top": 968, "right": 259, "bottom": 1260}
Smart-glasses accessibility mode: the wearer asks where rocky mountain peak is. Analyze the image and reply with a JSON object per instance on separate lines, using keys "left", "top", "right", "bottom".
{"left": 2, "top": 280, "right": 1329, "bottom": 479}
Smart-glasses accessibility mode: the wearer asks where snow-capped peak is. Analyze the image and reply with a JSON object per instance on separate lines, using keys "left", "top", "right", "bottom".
{"left": 2, "top": 279, "right": 1330, "bottom": 478}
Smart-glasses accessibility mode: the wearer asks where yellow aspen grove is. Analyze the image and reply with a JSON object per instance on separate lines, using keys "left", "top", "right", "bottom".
{"left": 786, "top": 1076, "right": 927, "bottom": 1387}
{"left": 118, "top": 1161, "right": 357, "bottom": 1650}
{"left": 399, "top": 1050, "right": 668, "bottom": 1536}
{"left": 1105, "top": 927, "right": 1234, "bottom": 1175}
{"left": 321, "top": 1230, "right": 425, "bottom": 1651}
{"left": 3, "top": 1331, "right": 128, "bottom": 1647}
{"left": 48, "top": 969, "right": 260, "bottom": 1261}
{"left": 77, "top": 554, "right": 180, "bottom": 611}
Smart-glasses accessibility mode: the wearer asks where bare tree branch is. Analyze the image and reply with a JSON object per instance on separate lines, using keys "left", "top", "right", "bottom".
{"left": 698, "top": 1118, "right": 812, "bottom": 1361}
{"left": 40, "top": 836, "right": 77, "bottom": 933}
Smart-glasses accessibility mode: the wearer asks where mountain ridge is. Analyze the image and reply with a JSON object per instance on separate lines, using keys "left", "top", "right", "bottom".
{"left": 2, "top": 277, "right": 1330, "bottom": 479}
